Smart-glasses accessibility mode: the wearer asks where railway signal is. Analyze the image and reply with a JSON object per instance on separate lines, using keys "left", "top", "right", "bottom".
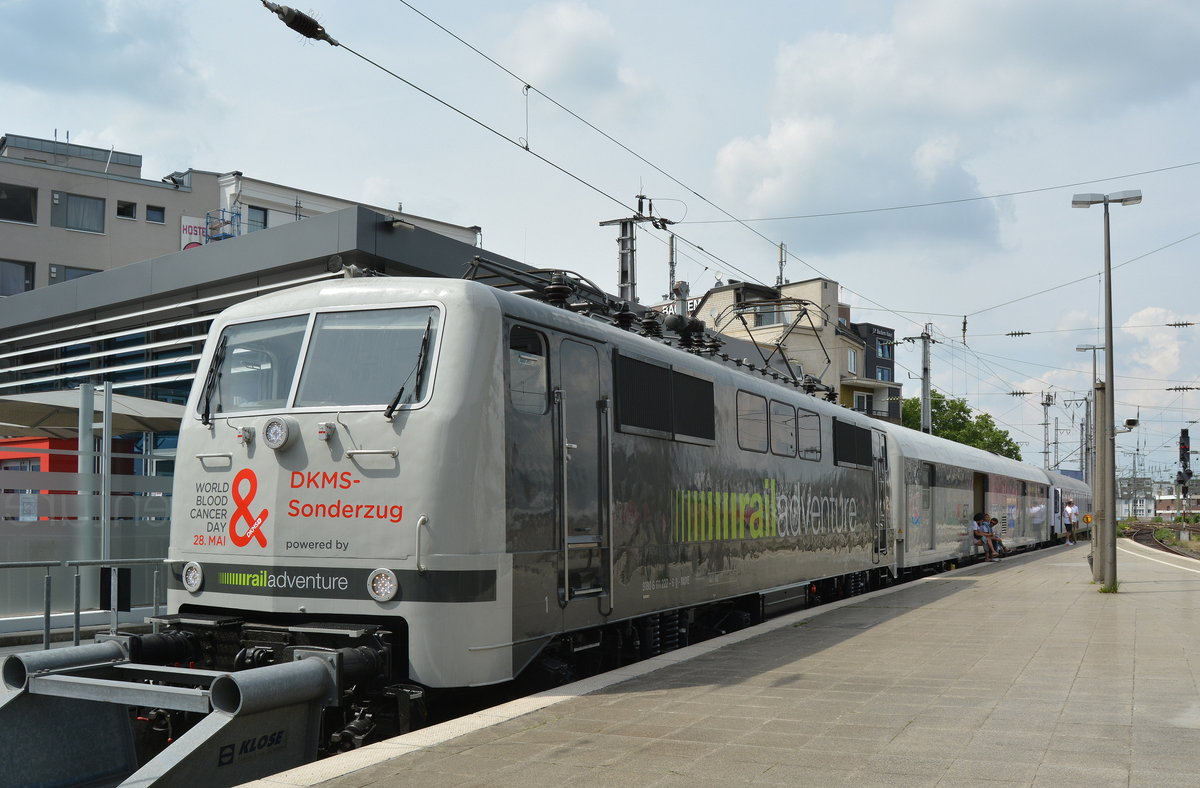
{"left": 1180, "top": 429, "right": 1192, "bottom": 495}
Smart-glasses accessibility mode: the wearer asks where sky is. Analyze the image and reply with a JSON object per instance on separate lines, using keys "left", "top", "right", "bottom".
{"left": 4, "top": 0, "right": 1200, "bottom": 480}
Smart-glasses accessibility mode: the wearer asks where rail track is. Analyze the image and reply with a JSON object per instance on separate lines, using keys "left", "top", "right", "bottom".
{"left": 1124, "top": 523, "right": 1200, "bottom": 560}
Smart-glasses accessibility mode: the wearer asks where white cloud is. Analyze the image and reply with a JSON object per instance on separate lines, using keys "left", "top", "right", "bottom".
{"left": 503, "top": 2, "right": 642, "bottom": 99}
{"left": 710, "top": 0, "right": 1200, "bottom": 256}
{"left": 1121, "top": 306, "right": 1194, "bottom": 382}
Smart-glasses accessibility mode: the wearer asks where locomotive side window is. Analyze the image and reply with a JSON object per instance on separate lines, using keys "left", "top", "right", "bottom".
{"left": 295, "top": 307, "right": 440, "bottom": 408}
{"left": 614, "top": 354, "right": 672, "bottom": 436}
{"left": 797, "top": 407, "right": 821, "bottom": 461}
{"left": 209, "top": 315, "right": 308, "bottom": 414}
{"left": 613, "top": 352, "right": 714, "bottom": 442}
{"left": 509, "top": 326, "right": 548, "bottom": 415}
{"left": 672, "top": 371, "right": 715, "bottom": 442}
{"left": 770, "top": 400, "right": 797, "bottom": 457}
{"left": 832, "top": 418, "right": 872, "bottom": 468}
{"left": 736, "top": 391, "right": 768, "bottom": 453}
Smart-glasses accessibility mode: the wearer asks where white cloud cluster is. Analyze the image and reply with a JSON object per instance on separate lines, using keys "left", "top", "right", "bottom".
{"left": 711, "top": 0, "right": 1200, "bottom": 254}
{"left": 502, "top": 1, "right": 651, "bottom": 105}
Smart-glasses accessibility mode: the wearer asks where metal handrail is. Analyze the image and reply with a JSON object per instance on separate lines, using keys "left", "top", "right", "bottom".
{"left": 0, "top": 561, "right": 63, "bottom": 650}
{"left": 65, "top": 558, "right": 168, "bottom": 645}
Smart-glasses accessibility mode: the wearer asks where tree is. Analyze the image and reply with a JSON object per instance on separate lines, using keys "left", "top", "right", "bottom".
{"left": 901, "top": 393, "right": 1022, "bottom": 460}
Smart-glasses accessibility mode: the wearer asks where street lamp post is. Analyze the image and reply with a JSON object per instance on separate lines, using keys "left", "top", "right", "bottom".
{"left": 1072, "top": 190, "right": 1141, "bottom": 590}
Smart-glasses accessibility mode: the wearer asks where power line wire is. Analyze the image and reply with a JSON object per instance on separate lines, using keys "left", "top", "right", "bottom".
{"left": 681, "top": 160, "right": 1200, "bottom": 224}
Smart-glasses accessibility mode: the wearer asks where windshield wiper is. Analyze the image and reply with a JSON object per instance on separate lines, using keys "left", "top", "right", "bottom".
{"left": 384, "top": 316, "right": 434, "bottom": 421}
{"left": 200, "top": 334, "right": 228, "bottom": 427}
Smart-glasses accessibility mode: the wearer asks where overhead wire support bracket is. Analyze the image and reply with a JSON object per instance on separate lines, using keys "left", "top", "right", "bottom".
{"left": 261, "top": 2, "right": 340, "bottom": 46}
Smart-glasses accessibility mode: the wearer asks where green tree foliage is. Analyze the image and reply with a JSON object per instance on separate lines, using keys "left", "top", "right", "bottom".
{"left": 901, "top": 393, "right": 1022, "bottom": 460}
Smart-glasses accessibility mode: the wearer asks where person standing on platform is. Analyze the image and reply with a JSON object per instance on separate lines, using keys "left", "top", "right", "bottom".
{"left": 1063, "top": 498, "right": 1079, "bottom": 545}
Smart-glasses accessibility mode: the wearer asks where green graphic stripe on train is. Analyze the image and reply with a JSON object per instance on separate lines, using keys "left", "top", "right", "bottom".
{"left": 673, "top": 478, "right": 866, "bottom": 542}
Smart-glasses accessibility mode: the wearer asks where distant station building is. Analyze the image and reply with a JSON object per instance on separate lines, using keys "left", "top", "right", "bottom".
{"left": 653, "top": 277, "right": 902, "bottom": 423}
{"left": 0, "top": 132, "right": 478, "bottom": 295}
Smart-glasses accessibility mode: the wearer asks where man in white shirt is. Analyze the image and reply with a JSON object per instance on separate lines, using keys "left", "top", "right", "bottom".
{"left": 1063, "top": 499, "right": 1079, "bottom": 546}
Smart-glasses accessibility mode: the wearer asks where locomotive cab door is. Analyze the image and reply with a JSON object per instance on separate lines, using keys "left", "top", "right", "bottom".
{"left": 553, "top": 339, "right": 612, "bottom": 618}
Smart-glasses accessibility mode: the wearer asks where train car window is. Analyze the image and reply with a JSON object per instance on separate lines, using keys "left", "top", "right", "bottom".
{"left": 672, "top": 371, "right": 715, "bottom": 442}
{"left": 211, "top": 315, "right": 308, "bottom": 414}
{"left": 797, "top": 407, "right": 821, "bottom": 461}
{"left": 736, "top": 391, "right": 769, "bottom": 453}
{"left": 614, "top": 354, "right": 672, "bottom": 436}
{"left": 832, "top": 418, "right": 872, "bottom": 468}
{"left": 296, "top": 307, "right": 440, "bottom": 408}
{"left": 509, "top": 326, "right": 548, "bottom": 415}
{"left": 770, "top": 400, "right": 797, "bottom": 457}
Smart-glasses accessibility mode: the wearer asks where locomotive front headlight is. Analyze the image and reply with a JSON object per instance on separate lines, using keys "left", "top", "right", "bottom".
{"left": 182, "top": 561, "right": 204, "bottom": 593}
{"left": 367, "top": 568, "right": 399, "bottom": 602}
{"left": 262, "top": 416, "right": 298, "bottom": 450}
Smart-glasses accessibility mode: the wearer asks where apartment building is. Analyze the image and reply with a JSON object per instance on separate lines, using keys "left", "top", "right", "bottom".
{"left": 0, "top": 133, "right": 479, "bottom": 295}
{"left": 657, "top": 276, "right": 902, "bottom": 422}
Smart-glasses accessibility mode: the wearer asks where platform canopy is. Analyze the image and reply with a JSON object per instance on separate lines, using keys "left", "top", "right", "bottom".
{"left": 0, "top": 390, "right": 185, "bottom": 437}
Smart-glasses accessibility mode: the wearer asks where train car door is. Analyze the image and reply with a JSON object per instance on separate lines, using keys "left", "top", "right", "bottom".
{"left": 872, "top": 429, "right": 890, "bottom": 560}
{"left": 554, "top": 339, "right": 612, "bottom": 625}
{"left": 1051, "top": 487, "right": 1063, "bottom": 538}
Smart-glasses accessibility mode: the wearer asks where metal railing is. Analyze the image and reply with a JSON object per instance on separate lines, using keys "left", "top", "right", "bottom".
{"left": 0, "top": 558, "right": 165, "bottom": 650}
{"left": 0, "top": 560, "right": 61, "bottom": 650}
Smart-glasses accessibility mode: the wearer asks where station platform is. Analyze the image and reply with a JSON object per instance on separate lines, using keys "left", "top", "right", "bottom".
{"left": 241, "top": 540, "right": 1200, "bottom": 788}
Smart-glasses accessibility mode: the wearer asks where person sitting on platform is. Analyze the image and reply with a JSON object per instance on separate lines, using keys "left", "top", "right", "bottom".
{"left": 972, "top": 512, "right": 999, "bottom": 562}
{"left": 988, "top": 517, "right": 1010, "bottom": 557}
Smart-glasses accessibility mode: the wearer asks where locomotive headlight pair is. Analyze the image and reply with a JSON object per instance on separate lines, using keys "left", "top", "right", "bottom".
{"left": 367, "top": 568, "right": 399, "bottom": 602}
{"left": 182, "top": 561, "right": 204, "bottom": 593}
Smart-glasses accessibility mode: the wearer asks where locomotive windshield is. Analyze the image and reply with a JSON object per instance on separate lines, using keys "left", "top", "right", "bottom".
{"left": 203, "top": 306, "right": 440, "bottom": 416}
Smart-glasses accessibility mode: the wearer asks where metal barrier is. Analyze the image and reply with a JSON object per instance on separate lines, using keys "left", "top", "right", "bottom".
{"left": 0, "top": 558, "right": 165, "bottom": 650}
{"left": 65, "top": 558, "right": 166, "bottom": 645}
{"left": 0, "top": 560, "right": 62, "bottom": 650}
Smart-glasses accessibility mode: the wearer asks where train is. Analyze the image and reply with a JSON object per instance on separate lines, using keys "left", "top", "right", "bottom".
{"left": 154, "top": 262, "right": 1090, "bottom": 746}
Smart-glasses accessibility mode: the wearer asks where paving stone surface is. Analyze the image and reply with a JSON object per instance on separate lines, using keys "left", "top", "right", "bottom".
{"left": 247, "top": 541, "right": 1200, "bottom": 787}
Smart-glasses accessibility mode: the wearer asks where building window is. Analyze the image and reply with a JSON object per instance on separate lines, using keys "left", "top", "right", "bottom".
{"left": 853, "top": 392, "right": 874, "bottom": 414}
{"left": 48, "top": 264, "right": 100, "bottom": 284}
{"left": 0, "top": 183, "right": 37, "bottom": 224}
{"left": 51, "top": 191, "right": 105, "bottom": 233}
{"left": 0, "top": 259, "right": 34, "bottom": 295}
{"left": 876, "top": 367, "right": 893, "bottom": 382}
{"left": 754, "top": 302, "right": 786, "bottom": 327}
{"left": 847, "top": 348, "right": 858, "bottom": 375}
{"left": 116, "top": 201, "right": 137, "bottom": 219}
{"left": 247, "top": 205, "right": 268, "bottom": 232}
{"left": 876, "top": 339, "right": 892, "bottom": 359}
{"left": 146, "top": 205, "right": 165, "bottom": 223}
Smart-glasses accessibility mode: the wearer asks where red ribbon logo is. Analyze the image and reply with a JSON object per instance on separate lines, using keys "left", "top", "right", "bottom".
{"left": 229, "top": 468, "right": 269, "bottom": 547}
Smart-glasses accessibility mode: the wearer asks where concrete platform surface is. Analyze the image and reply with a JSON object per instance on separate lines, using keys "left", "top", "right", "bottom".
{"left": 247, "top": 541, "right": 1200, "bottom": 788}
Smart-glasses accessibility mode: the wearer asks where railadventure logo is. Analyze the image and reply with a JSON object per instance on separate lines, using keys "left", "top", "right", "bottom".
{"left": 210, "top": 564, "right": 365, "bottom": 598}
{"left": 672, "top": 477, "right": 869, "bottom": 544}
